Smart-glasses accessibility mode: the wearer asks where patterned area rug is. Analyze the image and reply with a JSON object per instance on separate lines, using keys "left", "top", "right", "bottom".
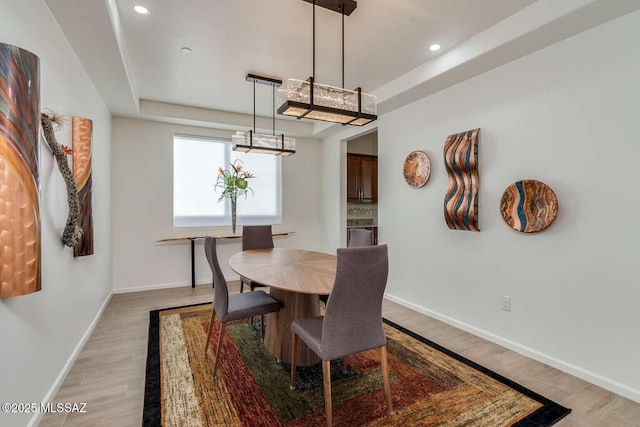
{"left": 143, "top": 303, "right": 570, "bottom": 426}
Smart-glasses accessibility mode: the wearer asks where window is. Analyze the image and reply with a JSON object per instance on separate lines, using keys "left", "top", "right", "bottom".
{"left": 173, "top": 134, "right": 282, "bottom": 228}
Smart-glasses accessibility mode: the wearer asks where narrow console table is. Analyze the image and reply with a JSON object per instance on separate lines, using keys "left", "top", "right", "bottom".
{"left": 156, "top": 231, "right": 294, "bottom": 287}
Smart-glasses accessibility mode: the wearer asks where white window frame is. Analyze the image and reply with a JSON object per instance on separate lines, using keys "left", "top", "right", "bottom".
{"left": 173, "top": 134, "right": 282, "bottom": 228}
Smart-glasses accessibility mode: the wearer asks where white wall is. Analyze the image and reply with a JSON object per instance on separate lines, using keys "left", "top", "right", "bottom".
{"left": 323, "top": 10, "right": 640, "bottom": 402}
{"left": 111, "top": 117, "right": 324, "bottom": 291}
{"left": 347, "top": 132, "right": 378, "bottom": 155}
{"left": 0, "top": 1, "right": 113, "bottom": 426}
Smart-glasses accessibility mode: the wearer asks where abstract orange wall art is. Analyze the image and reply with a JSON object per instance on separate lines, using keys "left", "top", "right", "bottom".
{"left": 0, "top": 43, "right": 41, "bottom": 298}
{"left": 443, "top": 128, "right": 479, "bottom": 231}
{"left": 500, "top": 180, "right": 558, "bottom": 233}
{"left": 403, "top": 150, "right": 431, "bottom": 188}
{"left": 72, "top": 117, "right": 94, "bottom": 256}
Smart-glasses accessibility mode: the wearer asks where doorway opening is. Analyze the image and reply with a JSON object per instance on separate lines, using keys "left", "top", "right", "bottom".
{"left": 346, "top": 131, "right": 378, "bottom": 244}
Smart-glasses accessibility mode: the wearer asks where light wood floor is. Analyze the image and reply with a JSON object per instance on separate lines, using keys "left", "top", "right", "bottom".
{"left": 39, "top": 284, "right": 640, "bottom": 426}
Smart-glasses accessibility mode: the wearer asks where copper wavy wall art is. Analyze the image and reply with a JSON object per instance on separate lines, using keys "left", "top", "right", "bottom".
{"left": 500, "top": 180, "right": 558, "bottom": 233}
{"left": 0, "top": 43, "right": 41, "bottom": 298}
{"left": 72, "top": 117, "right": 94, "bottom": 256}
{"left": 443, "top": 128, "right": 479, "bottom": 231}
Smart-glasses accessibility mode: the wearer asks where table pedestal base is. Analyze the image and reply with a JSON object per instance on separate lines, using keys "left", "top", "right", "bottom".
{"left": 265, "top": 288, "right": 321, "bottom": 366}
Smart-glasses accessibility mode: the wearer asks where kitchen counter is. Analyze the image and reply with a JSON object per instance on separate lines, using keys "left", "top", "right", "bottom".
{"left": 347, "top": 220, "right": 377, "bottom": 227}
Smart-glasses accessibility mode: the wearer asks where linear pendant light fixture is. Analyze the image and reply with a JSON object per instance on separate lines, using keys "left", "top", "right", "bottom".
{"left": 277, "top": 0, "right": 377, "bottom": 127}
{"left": 232, "top": 73, "right": 296, "bottom": 156}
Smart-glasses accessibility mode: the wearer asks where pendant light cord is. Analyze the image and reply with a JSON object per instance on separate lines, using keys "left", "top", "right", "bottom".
{"left": 313, "top": 1, "right": 345, "bottom": 87}
{"left": 312, "top": 0, "right": 316, "bottom": 79}
{"left": 251, "top": 77, "right": 277, "bottom": 136}
{"left": 342, "top": 4, "right": 345, "bottom": 89}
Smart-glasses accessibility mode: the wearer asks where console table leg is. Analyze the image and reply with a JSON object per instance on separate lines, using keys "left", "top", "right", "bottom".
{"left": 190, "top": 238, "right": 195, "bottom": 288}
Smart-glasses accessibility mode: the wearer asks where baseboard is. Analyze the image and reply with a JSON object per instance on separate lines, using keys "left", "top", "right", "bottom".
{"left": 112, "top": 275, "right": 241, "bottom": 294}
{"left": 112, "top": 281, "right": 204, "bottom": 294}
{"left": 384, "top": 293, "right": 640, "bottom": 404}
{"left": 28, "top": 292, "right": 113, "bottom": 427}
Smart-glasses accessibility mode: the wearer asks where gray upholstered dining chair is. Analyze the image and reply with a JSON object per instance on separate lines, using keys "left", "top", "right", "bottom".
{"left": 348, "top": 228, "right": 374, "bottom": 247}
{"left": 319, "top": 228, "right": 375, "bottom": 304}
{"left": 203, "top": 236, "right": 281, "bottom": 376}
{"left": 290, "top": 244, "right": 392, "bottom": 427}
{"left": 239, "top": 225, "right": 274, "bottom": 293}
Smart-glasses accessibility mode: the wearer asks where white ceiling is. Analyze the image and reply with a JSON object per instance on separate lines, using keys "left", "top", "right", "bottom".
{"left": 45, "top": 0, "right": 640, "bottom": 137}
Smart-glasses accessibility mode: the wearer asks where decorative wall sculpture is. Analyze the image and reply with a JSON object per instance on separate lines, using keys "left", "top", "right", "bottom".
{"left": 403, "top": 150, "right": 431, "bottom": 188}
{"left": 500, "top": 179, "right": 558, "bottom": 233}
{"left": 41, "top": 113, "right": 82, "bottom": 248}
{"left": 0, "top": 43, "right": 41, "bottom": 298}
{"left": 443, "top": 128, "right": 479, "bottom": 231}
{"left": 72, "top": 117, "right": 94, "bottom": 256}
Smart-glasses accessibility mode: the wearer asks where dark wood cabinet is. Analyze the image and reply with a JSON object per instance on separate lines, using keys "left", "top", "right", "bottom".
{"left": 347, "top": 154, "right": 378, "bottom": 202}
{"left": 359, "top": 155, "right": 377, "bottom": 201}
{"left": 347, "top": 155, "right": 360, "bottom": 201}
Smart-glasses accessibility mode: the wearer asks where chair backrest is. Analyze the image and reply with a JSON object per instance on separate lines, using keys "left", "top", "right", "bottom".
{"left": 348, "top": 228, "right": 374, "bottom": 247}
{"left": 322, "top": 244, "right": 389, "bottom": 360}
{"left": 204, "top": 236, "right": 229, "bottom": 320}
{"left": 242, "top": 225, "right": 274, "bottom": 251}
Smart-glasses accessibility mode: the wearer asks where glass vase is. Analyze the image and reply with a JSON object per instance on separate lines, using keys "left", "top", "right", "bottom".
{"left": 231, "top": 198, "right": 237, "bottom": 234}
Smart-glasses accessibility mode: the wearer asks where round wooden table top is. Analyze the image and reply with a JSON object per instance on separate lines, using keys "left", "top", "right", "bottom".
{"left": 228, "top": 248, "right": 336, "bottom": 295}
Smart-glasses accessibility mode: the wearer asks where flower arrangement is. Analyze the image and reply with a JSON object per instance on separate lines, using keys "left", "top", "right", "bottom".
{"left": 215, "top": 159, "right": 255, "bottom": 233}
{"left": 215, "top": 159, "right": 255, "bottom": 202}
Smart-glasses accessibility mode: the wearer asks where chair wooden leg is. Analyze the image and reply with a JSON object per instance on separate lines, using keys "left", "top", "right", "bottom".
{"left": 260, "top": 314, "right": 265, "bottom": 341}
{"left": 212, "top": 323, "right": 226, "bottom": 377}
{"left": 290, "top": 331, "right": 298, "bottom": 390}
{"left": 322, "top": 359, "right": 333, "bottom": 427}
{"left": 380, "top": 345, "right": 393, "bottom": 415}
{"left": 204, "top": 308, "right": 217, "bottom": 355}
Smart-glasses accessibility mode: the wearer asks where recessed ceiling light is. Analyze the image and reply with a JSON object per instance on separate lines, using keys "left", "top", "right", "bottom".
{"left": 134, "top": 5, "right": 150, "bottom": 15}
{"left": 429, "top": 44, "right": 441, "bottom": 52}
{"left": 181, "top": 47, "right": 192, "bottom": 54}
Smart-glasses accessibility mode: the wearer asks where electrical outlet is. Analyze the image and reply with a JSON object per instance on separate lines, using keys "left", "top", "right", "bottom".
{"left": 500, "top": 295, "right": 511, "bottom": 312}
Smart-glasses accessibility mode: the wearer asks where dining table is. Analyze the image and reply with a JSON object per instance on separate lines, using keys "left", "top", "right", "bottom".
{"left": 228, "top": 247, "right": 336, "bottom": 365}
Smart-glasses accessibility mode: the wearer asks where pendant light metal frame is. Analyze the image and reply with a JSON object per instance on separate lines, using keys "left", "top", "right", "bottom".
{"left": 232, "top": 73, "right": 296, "bottom": 156}
{"left": 277, "top": 0, "right": 377, "bottom": 127}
